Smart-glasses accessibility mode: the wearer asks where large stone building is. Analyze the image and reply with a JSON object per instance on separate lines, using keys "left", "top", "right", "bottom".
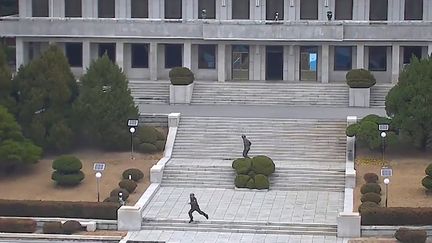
{"left": 1, "top": 0, "right": 431, "bottom": 84}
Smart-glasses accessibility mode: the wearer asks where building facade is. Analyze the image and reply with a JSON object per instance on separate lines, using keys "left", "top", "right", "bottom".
{"left": 1, "top": 0, "right": 432, "bottom": 83}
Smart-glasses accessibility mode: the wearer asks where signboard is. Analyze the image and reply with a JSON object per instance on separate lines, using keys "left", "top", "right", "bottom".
{"left": 379, "top": 124, "right": 389, "bottom": 131}
{"left": 127, "top": 119, "right": 139, "bottom": 127}
{"left": 93, "top": 162, "right": 106, "bottom": 171}
{"left": 381, "top": 167, "right": 392, "bottom": 177}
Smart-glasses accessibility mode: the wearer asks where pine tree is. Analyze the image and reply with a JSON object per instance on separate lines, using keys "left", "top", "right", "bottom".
{"left": 0, "top": 46, "right": 15, "bottom": 113}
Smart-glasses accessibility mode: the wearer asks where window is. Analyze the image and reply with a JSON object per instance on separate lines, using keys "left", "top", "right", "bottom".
{"left": 98, "top": 0, "right": 115, "bottom": 18}
{"left": 131, "top": 0, "right": 148, "bottom": 18}
{"left": 266, "top": 0, "right": 284, "bottom": 20}
{"left": 403, "top": 46, "right": 422, "bottom": 64}
{"left": 368, "top": 46, "right": 387, "bottom": 71}
{"left": 131, "top": 44, "right": 149, "bottom": 68}
{"left": 198, "top": 0, "right": 215, "bottom": 19}
{"left": 65, "top": 43, "right": 83, "bottom": 67}
{"left": 232, "top": 0, "right": 249, "bottom": 19}
{"left": 0, "top": 0, "right": 18, "bottom": 16}
{"left": 165, "top": 0, "right": 182, "bottom": 19}
{"left": 98, "top": 43, "right": 116, "bottom": 62}
{"left": 300, "top": 0, "right": 318, "bottom": 20}
{"left": 369, "top": 0, "right": 388, "bottom": 21}
{"left": 405, "top": 0, "right": 423, "bottom": 20}
{"left": 165, "top": 44, "right": 182, "bottom": 68}
{"left": 335, "top": 0, "right": 353, "bottom": 20}
{"left": 198, "top": 45, "right": 216, "bottom": 69}
{"left": 334, "top": 46, "right": 352, "bottom": 71}
{"left": 32, "top": 0, "right": 49, "bottom": 17}
{"left": 65, "top": 0, "right": 82, "bottom": 17}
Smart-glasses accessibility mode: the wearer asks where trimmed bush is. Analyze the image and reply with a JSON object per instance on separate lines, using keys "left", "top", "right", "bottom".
{"left": 363, "top": 173, "right": 379, "bottom": 183}
{"left": 233, "top": 158, "right": 252, "bottom": 175}
{"left": 358, "top": 202, "right": 380, "bottom": 214}
{"left": 254, "top": 174, "right": 269, "bottom": 190}
{"left": 246, "top": 178, "right": 255, "bottom": 189}
{"left": 43, "top": 222, "right": 63, "bottom": 234}
{"left": 248, "top": 170, "right": 256, "bottom": 178}
{"left": 62, "top": 220, "right": 82, "bottom": 235}
{"left": 235, "top": 174, "right": 250, "bottom": 188}
{"left": 155, "top": 140, "right": 166, "bottom": 151}
{"left": 361, "top": 192, "right": 382, "bottom": 204}
{"left": 425, "top": 164, "right": 432, "bottom": 177}
{"left": 361, "top": 207, "right": 432, "bottom": 225}
{"left": 346, "top": 124, "right": 358, "bottom": 137}
{"left": 138, "top": 143, "right": 158, "bottom": 153}
{"left": 169, "top": 67, "right": 194, "bottom": 85}
{"left": 394, "top": 227, "right": 427, "bottom": 243}
{"left": 52, "top": 155, "right": 82, "bottom": 173}
{"left": 122, "top": 168, "right": 144, "bottom": 181}
{"left": 110, "top": 188, "right": 130, "bottom": 200}
{"left": 137, "top": 126, "right": 159, "bottom": 144}
{"left": 346, "top": 69, "right": 376, "bottom": 88}
{"left": 0, "top": 218, "right": 36, "bottom": 233}
{"left": 421, "top": 176, "right": 432, "bottom": 190}
{"left": 119, "top": 179, "right": 137, "bottom": 193}
{"left": 360, "top": 183, "right": 381, "bottom": 194}
{"left": 103, "top": 196, "right": 119, "bottom": 203}
{"left": 251, "top": 156, "right": 275, "bottom": 176}
{"left": 51, "top": 171, "right": 85, "bottom": 186}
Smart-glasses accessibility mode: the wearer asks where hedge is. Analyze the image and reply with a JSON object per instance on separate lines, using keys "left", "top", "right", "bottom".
{"left": 122, "top": 168, "right": 144, "bottom": 182}
{"left": 254, "top": 174, "right": 270, "bottom": 189}
{"left": 0, "top": 218, "right": 36, "bottom": 233}
{"left": 358, "top": 201, "right": 380, "bottom": 214}
{"left": 119, "top": 179, "right": 137, "bottom": 193}
{"left": 138, "top": 143, "right": 158, "bottom": 153}
{"left": 361, "top": 192, "right": 381, "bottom": 204}
{"left": 363, "top": 173, "right": 379, "bottom": 183}
{"left": 361, "top": 207, "right": 432, "bottom": 225}
{"left": 346, "top": 69, "right": 376, "bottom": 88}
{"left": 0, "top": 200, "right": 119, "bottom": 220}
{"left": 421, "top": 176, "right": 432, "bottom": 190}
{"left": 110, "top": 188, "right": 130, "bottom": 200}
{"left": 63, "top": 220, "right": 82, "bottom": 234}
{"left": 360, "top": 183, "right": 381, "bottom": 194}
{"left": 251, "top": 156, "right": 275, "bottom": 176}
{"left": 43, "top": 222, "right": 63, "bottom": 234}
{"left": 233, "top": 158, "right": 252, "bottom": 175}
{"left": 52, "top": 171, "right": 85, "bottom": 186}
{"left": 169, "top": 67, "right": 194, "bottom": 85}
{"left": 426, "top": 164, "right": 432, "bottom": 177}
{"left": 394, "top": 227, "right": 427, "bottom": 243}
{"left": 234, "top": 174, "right": 250, "bottom": 188}
{"left": 52, "top": 155, "right": 82, "bottom": 173}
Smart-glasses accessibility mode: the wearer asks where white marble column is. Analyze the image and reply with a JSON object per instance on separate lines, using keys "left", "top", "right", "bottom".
{"left": 428, "top": 43, "right": 432, "bottom": 57}
{"left": 251, "top": 45, "right": 262, "bottom": 80}
{"left": 15, "top": 38, "right": 25, "bottom": 71}
{"left": 82, "top": 41, "right": 91, "bottom": 72}
{"left": 356, "top": 44, "right": 365, "bottom": 69}
{"left": 321, "top": 44, "right": 329, "bottom": 83}
{"left": 115, "top": 0, "right": 127, "bottom": 18}
{"left": 391, "top": 44, "right": 400, "bottom": 84}
{"left": 287, "top": 45, "right": 296, "bottom": 81}
{"left": 217, "top": 44, "right": 226, "bottom": 82}
{"left": 283, "top": 46, "right": 289, "bottom": 81}
{"left": 149, "top": 42, "right": 158, "bottom": 80}
{"left": 183, "top": 42, "right": 192, "bottom": 69}
{"left": 82, "top": 0, "right": 97, "bottom": 18}
{"left": 116, "top": 42, "right": 124, "bottom": 71}
{"left": 19, "top": 0, "right": 31, "bottom": 17}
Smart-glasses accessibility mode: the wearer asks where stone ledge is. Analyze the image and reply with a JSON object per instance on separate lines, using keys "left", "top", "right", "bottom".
{"left": 0, "top": 232, "right": 122, "bottom": 241}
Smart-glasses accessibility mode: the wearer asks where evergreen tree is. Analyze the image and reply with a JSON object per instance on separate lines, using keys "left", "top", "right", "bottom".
{"left": 73, "top": 54, "right": 138, "bottom": 150}
{"left": 0, "top": 46, "right": 15, "bottom": 112}
{"left": 12, "top": 45, "right": 78, "bottom": 151}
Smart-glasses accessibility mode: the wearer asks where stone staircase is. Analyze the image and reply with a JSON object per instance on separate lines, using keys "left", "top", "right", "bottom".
{"left": 370, "top": 84, "right": 393, "bottom": 107}
{"left": 191, "top": 82, "right": 349, "bottom": 106}
{"left": 129, "top": 80, "right": 169, "bottom": 104}
{"left": 141, "top": 219, "right": 337, "bottom": 236}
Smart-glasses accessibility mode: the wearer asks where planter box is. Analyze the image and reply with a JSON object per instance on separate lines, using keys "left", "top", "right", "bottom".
{"left": 169, "top": 83, "right": 194, "bottom": 104}
{"left": 349, "top": 87, "right": 370, "bottom": 107}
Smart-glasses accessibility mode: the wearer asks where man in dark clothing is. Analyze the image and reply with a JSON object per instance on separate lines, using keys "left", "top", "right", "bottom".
{"left": 242, "top": 135, "right": 251, "bottom": 158}
{"left": 188, "top": 193, "right": 208, "bottom": 223}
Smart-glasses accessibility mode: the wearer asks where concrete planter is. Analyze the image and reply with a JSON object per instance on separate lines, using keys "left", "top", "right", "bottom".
{"left": 169, "top": 83, "right": 194, "bottom": 104}
{"left": 349, "top": 87, "right": 370, "bottom": 107}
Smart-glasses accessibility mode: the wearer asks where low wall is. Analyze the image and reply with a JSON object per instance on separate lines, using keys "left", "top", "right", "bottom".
{"left": 139, "top": 113, "right": 168, "bottom": 127}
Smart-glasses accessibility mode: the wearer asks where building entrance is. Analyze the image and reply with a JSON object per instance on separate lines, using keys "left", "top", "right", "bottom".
{"left": 232, "top": 45, "right": 249, "bottom": 80}
{"left": 266, "top": 46, "right": 283, "bottom": 80}
{"left": 300, "top": 46, "right": 318, "bottom": 81}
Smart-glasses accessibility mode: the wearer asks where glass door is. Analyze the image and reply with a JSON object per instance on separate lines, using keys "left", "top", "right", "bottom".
{"left": 300, "top": 46, "right": 318, "bottom": 81}
{"left": 232, "top": 45, "right": 249, "bottom": 80}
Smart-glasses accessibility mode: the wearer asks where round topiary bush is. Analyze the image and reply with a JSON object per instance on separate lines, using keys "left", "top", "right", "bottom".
{"left": 346, "top": 69, "right": 376, "bottom": 88}
{"left": 425, "top": 163, "right": 432, "bottom": 177}
{"left": 346, "top": 124, "right": 359, "bottom": 137}
{"left": 363, "top": 173, "right": 379, "bottom": 183}
{"left": 235, "top": 174, "right": 250, "bottom": 188}
{"left": 360, "top": 183, "right": 382, "bottom": 194}
{"left": 119, "top": 179, "right": 137, "bottom": 193}
{"left": 138, "top": 143, "right": 158, "bottom": 153}
{"left": 422, "top": 176, "right": 432, "bottom": 190}
{"left": 122, "top": 168, "right": 144, "bottom": 181}
{"left": 169, "top": 67, "right": 194, "bottom": 85}
{"left": 110, "top": 188, "right": 130, "bottom": 200}
{"left": 52, "top": 155, "right": 82, "bottom": 173}
{"left": 358, "top": 201, "right": 380, "bottom": 213}
{"left": 246, "top": 178, "right": 255, "bottom": 189}
{"left": 62, "top": 220, "right": 82, "bottom": 235}
{"left": 248, "top": 170, "right": 256, "bottom": 178}
{"left": 361, "top": 192, "right": 382, "bottom": 204}
{"left": 394, "top": 228, "right": 427, "bottom": 243}
{"left": 51, "top": 171, "right": 85, "bottom": 186}
{"left": 233, "top": 158, "right": 252, "bottom": 175}
{"left": 43, "top": 222, "right": 63, "bottom": 234}
{"left": 251, "top": 156, "right": 275, "bottom": 176}
{"left": 254, "top": 174, "right": 269, "bottom": 190}
{"left": 155, "top": 140, "right": 166, "bottom": 151}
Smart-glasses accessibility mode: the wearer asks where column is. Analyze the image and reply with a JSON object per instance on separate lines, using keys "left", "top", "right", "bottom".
{"left": 149, "top": 42, "right": 158, "bottom": 81}
{"left": 15, "top": 38, "right": 25, "bottom": 71}
{"left": 321, "top": 44, "right": 329, "bottom": 83}
{"left": 51, "top": 0, "right": 64, "bottom": 17}
{"left": 116, "top": 42, "right": 124, "bottom": 71}
{"left": 287, "top": 45, "right": 296, "bottom": 81}
{"left": 217, "top": 44, "right": 226, "bottom": 82}
{"left": 428, "top": 43, "right": 432, "bottom": 56}
{"left": 251, "top": 45, "right": 262, "bottom": 80}
{"left": 183, "top": 42, "right": 192, "bottom": 69}
{"left": 82, "top": 0, "right": 96, "bottom": 18}
{"left": 19, "top": 0, "right": 30, "bottom": 17}
{"left": 82, "top": 41, "right": 91, "bottom": 72}
{"left": 283, "top": 46, "right": 289, "bottom": 80}
{"left": 391, "top": 44, "right": 400, "bottom": 84}
{"left": 49, "top": 0, "right": 55, "bottom": 17}
{"left": 116, "top": 0, "right": 127, "bottom": 18}
{"left": 356, "top": 44, "right": 365, "bottom": 69}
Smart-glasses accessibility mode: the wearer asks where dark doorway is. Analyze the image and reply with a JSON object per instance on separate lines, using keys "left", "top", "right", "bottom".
{"left": 98, "top": 43, "right": 116, "bottom": 62}
{"left": 266, "top": 46, "right": 283, "bottom": 80}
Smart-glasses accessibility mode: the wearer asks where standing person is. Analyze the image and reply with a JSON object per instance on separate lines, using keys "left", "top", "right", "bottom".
{"left": 188, "top": 193, "right": 208, "bottom": 223}
{"left": 242, "top": 135, "right": 251, "bottom": 158}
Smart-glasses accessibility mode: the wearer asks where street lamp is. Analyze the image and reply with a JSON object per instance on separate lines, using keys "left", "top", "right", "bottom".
{"left": 383, "top": 178, "right": 390, "bottom": 207}
{"left": 380, "top": 131, "right": 387, "bottom": 164}
{"left": 127, "top": 119, "right": 139, "bottom": 160}
{"left": 119, "top": 192, "right": 125, "bottom": 206}
{"left": 95, "top": 172, "right": 102, "bottom": 202}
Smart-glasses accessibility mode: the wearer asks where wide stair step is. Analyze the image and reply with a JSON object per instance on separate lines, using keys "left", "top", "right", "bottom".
{"left": 129, "top": 80, "right": 170, "bottom": 104}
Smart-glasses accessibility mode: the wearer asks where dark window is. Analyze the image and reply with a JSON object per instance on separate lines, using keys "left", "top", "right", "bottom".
{"left": 198, "top": 45, "right": 216, "bottom": 69}
{"left": 198, "top": 0, "right": 215, "bottom": 19}
{"left": 65, "top": 43, "right": 83, "bottom": 67}
{"left": 405, "top": 0, "right": 423, "bottom": 20}
{"left": 131, "top": 44, "right": 149, "bottom": 68}
{"left": 334, "top": 46, "right": 352, "bottom": 71}
{"left": 403, "top": 46, "right": 422, "bottom": 64}
{"left": 266, "top": 0, "right": 284, "bottom": 20}
{"left": 98, "top": 43, "right": 116, "bottom": 62}
{"left": 368, "top": 46, "right": 387, "bottom": 71}
{"left": 370, "top": 0, "right": 388, "bottom": 21}
{"left": 0, "top": 0, "right": 18, "bottom": 16}
{"left": 232, "top": 0, "right": 249, "bottom": 19}
{"left": 131, "top": 0, "right": 148, "bottom": 18}
{"left": 65, "top": 0, "right": 82, "bottom": 17}
{"left": 165, "top": 0, "right": 182, "bottom": 19}
{"left": 335, "top": 0, "right": 353, "bottom": 20}
{"left": 98, "top": 0, "right": 115, "bottom": 18}
{"left": 300, "top": 0, "right": 318, "bottom": 20}
{"left": 165, "top": 44, "right": 182, "bottom": 68}
{"left": 32, "top": 0, "right": 49, "bottom": 17}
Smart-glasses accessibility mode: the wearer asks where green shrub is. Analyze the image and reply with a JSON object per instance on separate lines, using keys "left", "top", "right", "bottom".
{"left": 103, "top": 196, "right": 120, "bottom": 203}
{"left": 234, "top": 174, "right": 250, "bottom": 188}
{"left": 169, "top": 67, "right": 194, "bottom": 85}
{"left": 122, "top": 168, "right": 144, "bottom": 181}
{"left": 246, "top": 178, "right": 255, "bottom": 189}
{"left": 421, "top": 176, "right": 432, "bottom": 190}
{"left": 233, "top": 158, "right": 252, "bottom": 175}
{"left": 43, "top": 222, "right": 63, "bottom": 234}
{"left": 119, "top": 179, "right": 137, "bottom": 193}
{"left": 361, "top": 192, "right": 382, "bottom": 204}
{"left": 346, "top": 124, "right": 358, "bottom": 137}
{"left": 394, "top": 227, "right": 427, "bottom": 243}
{"left": 248, "top": 170, "right": 256, "bottom": 178}
{"left": 155, "top": 140, "right": 166, "bottom": 151}
{"left": 138, "top": 143, "right": 158, "bottom": 153}
{"left": 110, "top": 188, "right": 129, "bottom": 200}
{"left": 254, "top": 174, "right": 269, "bottom": 190}
{"left": 251, "top": 156, "right": 275, "bottom": 176}
{"left": 52, "top": 155, "right": 82, "bottom": 173}
{"left": 360, "top": 183, "right": 381, "bottom": 194}
{"left": 363, "top": 173, "right": 379, "bottom": 183}
{"left": 0, "top": 218, "right": 36, "bottom": 233}
{"left": 361, "top": 207, "right": 432, "bottom": 225}
{"left": 346, "top": 69, "right": 376, "bottom": 88}
{"left": 361, "top": 114, "right": 391, "bottom": 126}
{"left": 62, "top": 220, "right": 82, "bottom": 235}
{"left": 425, "top": 164, "right": 432, "bottom": 177}
{"left": 51, "top": 171, "right": 85, "bottom": 186}
{"left": 137, "top": 126, "right": 159, "bottom": 144}
{"left": 358, "top": 202, "right": 380, "bottom": 214}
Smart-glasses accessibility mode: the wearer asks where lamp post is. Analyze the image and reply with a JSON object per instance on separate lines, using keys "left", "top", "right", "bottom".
{"left": 129, "top": 127, "right": 136, "bottom": 159}
{"left": 380, "top": 131, "right": 387, "bottom": 164}
{"left": 119, "top": 192, "right": 125, "bottom": 206}
{"left": 384, "top": 178, "right": 390, "bottom": 207}
{"left": 95, "top": 172, "right": 102, "bottom": 202}
{"left": 127, "top": 119, "right": 139, "bottom": 160}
